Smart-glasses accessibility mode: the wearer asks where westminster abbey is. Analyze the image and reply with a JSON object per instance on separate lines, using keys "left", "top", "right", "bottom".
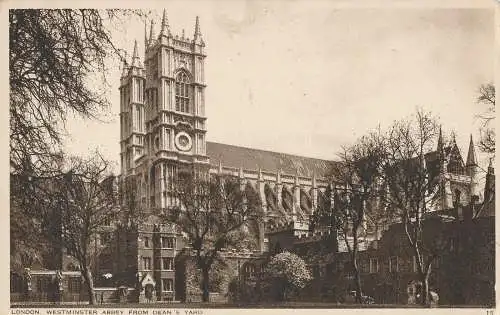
{"left": 11, "top": 10, "right": 492, "bottom": 306}
{"left": 115, "top": 9, "right": 486, "bottom": 302}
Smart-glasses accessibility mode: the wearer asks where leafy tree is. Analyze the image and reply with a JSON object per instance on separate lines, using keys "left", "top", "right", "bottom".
{"left": 186, "top": 259, "right": 230, "bottom": 297}
{"left": 164, "top": 172, "right": 263, "bottom": 302}
{"left": 263, "top": 251, "right": 312, "bottom": 301}
{"left": 476, "top": 83, "right": 495, "bottom": 154}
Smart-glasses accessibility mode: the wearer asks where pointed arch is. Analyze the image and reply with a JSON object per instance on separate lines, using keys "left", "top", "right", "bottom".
{"left": 300, "top": 188, "right": 312, "bottom": 214}
{"left": 264, "top": 183, "right": 278, "bottom": 211}
{"left": 281, "top": 186, "right": 293, "bottom": 214}
{"left": 174, "top": 69, "right": 192, "bottom": 113}
{"left": 173, "top": 68, "right": 193, "bottom": 81}
{"left": 244, "top": 181, "right": 259, "bottom": 204}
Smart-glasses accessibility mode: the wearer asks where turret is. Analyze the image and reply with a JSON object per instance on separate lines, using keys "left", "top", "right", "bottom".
{"left": 466, "top": 135, "right": 479, "bottom": 198}
{"left": 193, "top": 16, "right": 204, "bottom": 46}
{"left": 130, "top": 40, "right": 143, "bottom": 70}
{"left": 437, "top": 126, "right": 444, "bottom": 157}
{"left": 484, "top": 158, "right": 495, "bottom": 203}
{"left": 158, "top": 9, "right": 171, "bottom": 45}
{"left": 144, "top": 20, "right": 149, "bottom": 52}
{"left": 466, "top": 134, "right": 478, "bottom": 168}
{"left": 160, "top": 9, "right": 171, "bottom": 37}
{"left": 119, "top": 40, "right": 145, "bottom": 176}
{"left": 436, "top": 126, "right": 447, "bottom": 172}
{"left": 148, "top": 20, "right": 156, "bottom": 48}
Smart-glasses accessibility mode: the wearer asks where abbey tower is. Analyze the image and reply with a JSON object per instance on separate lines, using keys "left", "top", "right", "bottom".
{"left": 120, "top": 10, "right": 208, "bottom": 212}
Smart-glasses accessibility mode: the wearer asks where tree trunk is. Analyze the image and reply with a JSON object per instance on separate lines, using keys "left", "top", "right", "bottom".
{"left": 82, "top": 268, "right": 96, "bottom": 305}
{"left": 352, "top": 255, "right": 363, "bottom": 304}
{"left": 352, "top": 229, "right": 363, "bottom": 304}
{"left": 201, "top": 266, "right": 210, "bottom": 303}
{"left": 420, "top": 272, "right": 430, "bottom": 306}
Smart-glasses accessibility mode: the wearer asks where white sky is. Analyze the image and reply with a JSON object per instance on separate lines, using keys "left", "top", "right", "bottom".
{"left": 62, "top": 1, "right": 496, "bottom": 176}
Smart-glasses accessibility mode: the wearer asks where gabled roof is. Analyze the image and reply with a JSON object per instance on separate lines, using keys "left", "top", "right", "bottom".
{"left": 206, "top": 141, "right": 335, "bottom": 178}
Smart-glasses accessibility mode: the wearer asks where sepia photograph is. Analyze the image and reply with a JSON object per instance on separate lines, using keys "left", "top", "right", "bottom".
{"left": 8, "top": 0, "right": 496, "bottom": 311}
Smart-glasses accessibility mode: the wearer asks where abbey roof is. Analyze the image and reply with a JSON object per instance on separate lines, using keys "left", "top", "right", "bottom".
{"left": 206, "top": 141, "right": 335, "bottom": 178}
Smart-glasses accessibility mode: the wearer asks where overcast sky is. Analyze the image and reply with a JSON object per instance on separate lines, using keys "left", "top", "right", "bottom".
{"left": 62, "top": 1, "right": 495, "bottom": 176}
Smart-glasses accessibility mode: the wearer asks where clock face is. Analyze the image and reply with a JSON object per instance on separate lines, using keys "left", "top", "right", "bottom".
{"left": 175, "top": 132, "right": 192, "bottom": 152}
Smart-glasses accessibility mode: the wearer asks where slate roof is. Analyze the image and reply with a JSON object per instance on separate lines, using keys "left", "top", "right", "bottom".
{"left": 206, "top": 141, "right": 335, "bottom": 178}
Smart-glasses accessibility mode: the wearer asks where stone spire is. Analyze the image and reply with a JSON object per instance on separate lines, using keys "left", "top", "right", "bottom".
{"left": 450, "top": 131, "right": 457, "bottom": 147}
{"left": 130, "top": 40, "right": 141, "bottom": 68}
{"left": 144, "top": 20, "right": 149, "bottom": 50}
{"left": 159, "top": 9, "right": 171, "bottom": 37}
{"left": 466, "top": 134, "right": 478, "bottom": 166}
{"left": 436, "top": 126, "right": 447, "bottom": 176}
{"left": 148, "top": 20, "right": 156, "bottom": 46}
{"left": 193, "top": 16, "right": 204, "bottom": 45}
{"left": 437, "top": 126, "right": 444, "bottom": 155}
{"left": 194, "top": 16, "right": 202, "bottom": 38}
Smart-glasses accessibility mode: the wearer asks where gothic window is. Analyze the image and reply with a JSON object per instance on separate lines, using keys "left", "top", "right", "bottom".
{"left": 68, "top": 278, "right": 81, "bottom": 293}
{"left": 162, "top": 279, "right": 173, "bottom": 292}
{"left": 244, "top": 264, "right": 255, "bottom": 277}
{"left": 162, "top": 257, "right": 174, "bottom": 270}
{"left": 389, "top": 256, "right": 399, "bottom": 273}
{"left": 447, "top": 151, "right": 465, "bottom": 175}
{"left": 369, "top": 258, "right": 379, "bottom": 273}
{"left": 143, "top": 257, "right": 152, "bottom": 270}
{"left": 161, "top": 237, "right": 175, "bottom": 249}
{"left": 175, "top": 72, "right": 190, "bottom": 113}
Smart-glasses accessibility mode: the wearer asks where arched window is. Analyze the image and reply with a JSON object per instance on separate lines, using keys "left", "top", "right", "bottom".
{"left": 175, "top": 72, "right": 190, "bottom": 113}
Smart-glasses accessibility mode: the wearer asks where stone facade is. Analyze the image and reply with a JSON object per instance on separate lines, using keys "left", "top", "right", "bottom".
{"left": 114, "top": 9, "right": 485, "bottom": 303}
{"left": 11, "top": 270, "right": 87, "bottom": 304}
{"left": 11, "top": 9, "right": 491, "bottom": 305}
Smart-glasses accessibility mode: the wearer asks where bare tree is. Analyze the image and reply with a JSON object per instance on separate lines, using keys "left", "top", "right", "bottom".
{"left": 9, "top": 9, "right": 149, "bottom": 273}
{"left": 476, "top": 83, "right": 495, "bottom": 154}
{"left": 11, "top": 9, "right": 122, "bottom": 175}
{"left": 312, "top": 130, "right": 385, "bottom": 304}
{"left": 378, "top": 109, "right": 442, "bottom": 305}
{"left": 117, "top": 175, "right": 149, "bottom": 229}
{"left": 44, "top": 153, "right": 119, "bottom": 305}
{"left": 163, "top": 172, "right": 263, "bottom": 302}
